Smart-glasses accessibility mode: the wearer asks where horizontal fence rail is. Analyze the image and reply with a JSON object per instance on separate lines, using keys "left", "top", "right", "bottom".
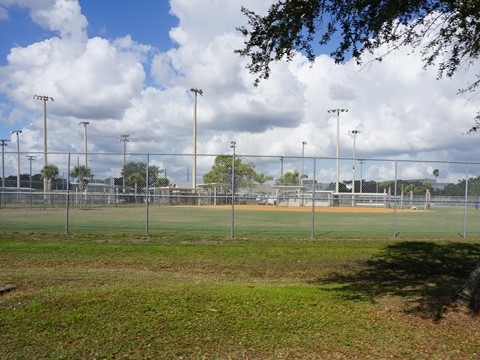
{"left": 2, "top": 152, "right": 480, "bottom": 239}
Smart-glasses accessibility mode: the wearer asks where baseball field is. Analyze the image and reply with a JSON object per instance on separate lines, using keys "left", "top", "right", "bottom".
{"left": 1, "top": 203, "right": 478, "bottom": 239}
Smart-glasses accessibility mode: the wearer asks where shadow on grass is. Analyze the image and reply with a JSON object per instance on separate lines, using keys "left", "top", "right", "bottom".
{"left": 310, "top": 241, "right": 480, "bottom": 319}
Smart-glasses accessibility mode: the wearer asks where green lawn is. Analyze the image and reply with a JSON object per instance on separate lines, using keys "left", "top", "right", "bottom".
{"left": 1, "top": 233, "right": 480, "bottom": 358}
{"left": 2, "top": 205, "right": 480, "bottom": 239}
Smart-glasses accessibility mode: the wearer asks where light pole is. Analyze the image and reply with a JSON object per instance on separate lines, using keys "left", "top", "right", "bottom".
{"left": 328, "top": 108, "right": 348, "bottom": 193}
{"left": 1, "top": 139, "right": 10, "bottom": 191}
{"left": 26, "top": 155, "right": 36, "bottom": 207}
{"left": 190, "top": 87, "right": 203, "bottom": 190}
{"left": 301, "top": 141, "right": 307, "bottom": 185}
{"left": 119, "top": 134, "right": 131, "bottom": 191}
{"left": 33, "top": 95, "right": 54, "bottom": 168}
{"left": 0, "top": 139, "right": 7, "bottom": 208}
{"left": 78, "top": 122, "right": 89, "bottom": 168}
{"left": 279, "top": 157, "right": 284, "bottom": 185}
{"left": 359, "top": 159, "right": 365, "bottom": 193}
{"left": 230, "top": 140, "right": 236, "bottom": 238}
{"left": 11, "top": 131, "right": 22, "bottom": 189}
{"left": 349, "top": 130, "right": 360, "bottom": 206}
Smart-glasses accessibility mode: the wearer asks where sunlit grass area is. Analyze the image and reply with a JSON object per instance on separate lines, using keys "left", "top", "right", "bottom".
{"left": 1, "top": 233, "right": 480, "bottom": 358}
{"left": 2, "top": 205, "right": 480, "bottom": 239}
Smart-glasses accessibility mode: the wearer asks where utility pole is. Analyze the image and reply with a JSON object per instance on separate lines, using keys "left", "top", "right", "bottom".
{"left": 1, "top": 139, "right": 10, "bottom": 189}
{"left": 26, "top": 155, "right": 36, "bottom": 207}
{"left": 33, "top": 95, "right": 54, "bottom": 167}
{"left": 119, "top": 134, "right": 131, "bottom": 191}
{"left": 190, "top": 87, "right": 203, "bottom": 190}
{"left": 11, "top": 131, "right": 22, "bottom": 189}
{"left": 349, "top": 130, "right": 361, "bottom": 206}
{"left": 78, "top": 122, "right": 90, "bottom": 167}
{"left": 359, "top": 160, "right": 365, "bottom": 193}
{"left": 301, "top": 141, "right": 307, "bottom": 185}
{"left": 33, "top": 94, "right": 54, "bottom": 198}
{"left": 327, "top": 108, "right": 348, "bottom": 194}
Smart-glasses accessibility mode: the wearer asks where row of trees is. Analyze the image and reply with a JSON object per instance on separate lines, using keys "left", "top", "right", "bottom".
{"left": 6, "top": 157, "right": 480, "bottom": 197}
{"left": 2, "top": 161, "right": 170, "bottom": 193}
{"left": 202, "top": 156, "right": 480, "bottom": 197}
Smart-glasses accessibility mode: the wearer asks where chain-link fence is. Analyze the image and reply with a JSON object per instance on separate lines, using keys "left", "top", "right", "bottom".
{"left": 2, "top": 151, "right": 480, "bottom": 239}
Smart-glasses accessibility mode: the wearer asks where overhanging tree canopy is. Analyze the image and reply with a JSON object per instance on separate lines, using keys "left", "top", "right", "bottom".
{"left": 236, "top": 0, "right": 479, "bottom": 126}
{"left": 236, "top": 0, "right": 479, "bottom": 84}
{"left": 237, "top": 0, "right": 480, "bottom": 309}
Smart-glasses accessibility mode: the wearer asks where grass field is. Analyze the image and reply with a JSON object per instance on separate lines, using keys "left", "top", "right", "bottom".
{"left": 1, "top": 232, "right": 480, "bottom": 358}
{"left": 2, "top": 204, "right": 480, "bottom": 239}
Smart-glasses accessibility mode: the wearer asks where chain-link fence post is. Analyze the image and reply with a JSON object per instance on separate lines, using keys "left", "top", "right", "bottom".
{"left": 463, "top": 163, "right": 469, "bottom": 239}
{"left": 145, "top": 154, "right": 150, "bottom": 238}
{"left": 393, "top": 160, "right": 398, "bottom": 238}
{"left": 311, "top": 157, "right": 317, "bottom": 239}
{"left": 230, "top": 141, "right": 236, "bottom": 239}
{"left": 65, "top": 153, "right": 71, "bottom": 234}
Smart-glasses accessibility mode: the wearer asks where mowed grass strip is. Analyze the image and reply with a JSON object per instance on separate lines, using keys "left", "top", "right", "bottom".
{"left": 1, "top": 205, "right": 478, "bottom": 238}
{"left": 1, "top": 233, "right": 480, "bottom": 359}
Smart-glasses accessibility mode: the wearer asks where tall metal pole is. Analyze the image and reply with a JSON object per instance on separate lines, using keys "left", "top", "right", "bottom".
{"left": 78, "top": 122, "right": 89, "bottom": 167}
{"left": 328, "top": 108, "right": 348, "bottom": 193}
{"left": 301, "top": 141, "right": 307, "bottom": 185}
{"left": 11, "top": 131, "right": 22, "bottom": 189}
{"left": 1, "top": 139, "right": 10, "bottom": 189}
{"left": 119, "top": 134, "right": 131, "bottom": 191}
{"left": 280, "top": 157, "right": 284, "bottom": 185}
{"left": 190, "top": 87, "right": 203, "bottom": 190}
{"left": 359, "top": 159, "right": 365, "bottom": 193}
{"left": 26, "top": 155, "right": 36, "bottom": 207}
{"left": 33, "top": 95, "right": 54, "bottom": 167}
{"left": 34, "top": 95, "right": 54, "bottom": 198}
{"left": 349, "top": 130, "right": 360, "bottom": 206}
{"left": 230, "top": 141, "right": 236, "bottom": 238}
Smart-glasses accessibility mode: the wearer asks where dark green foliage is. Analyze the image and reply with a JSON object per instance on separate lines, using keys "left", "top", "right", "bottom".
{"left": 121, "top": 162, "right": 163, "bottom": 187}
{"left": 236, "top": 0, "right": 479, "bottom": 89}
{"left": 276, "top": 170, "right": 300, "bottom": 185}
{"left": 70, "top": 165, "right": 93, "bottom": 192}
{"left": 203, "top": 155, "right": 258, "bottom": 192}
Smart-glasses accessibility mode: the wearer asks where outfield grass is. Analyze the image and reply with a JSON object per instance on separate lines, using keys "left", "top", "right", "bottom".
{"left": 1, "top": 232, "right": 480, "bottom": 358}
{"left": 2, "top": 205, "right": 480, "bottom": 239}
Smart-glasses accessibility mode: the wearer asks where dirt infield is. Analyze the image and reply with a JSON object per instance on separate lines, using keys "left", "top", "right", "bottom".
{"left": 200, "top": 205, "right": 426, "bottom": 213}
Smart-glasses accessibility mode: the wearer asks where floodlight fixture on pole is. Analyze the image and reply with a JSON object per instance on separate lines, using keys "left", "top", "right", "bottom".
{"left": 119, "top": 134, "right": 131, "bottom": 190}
{"left": 78, "top": 122, "right": 90, "bottom": 168}
{"left": 190, "top": 87, "right": 203, "bottom": 190}
{"left": 328, "top": 108, "right": 348, "bottom": 193}
{"left": 1, "top": 139, "right": 10, "bottom": 189}
{"left": 34, "top": 94, "right": 54, "bottom": 197}
{"left": 33, "top": 95, "right": 54, "bottom": 167}
{"left": 349, "top": 130, "right": 361, "bottom": 205}
{"left": 11, "top": 130, "right": 22, "bottom": 189}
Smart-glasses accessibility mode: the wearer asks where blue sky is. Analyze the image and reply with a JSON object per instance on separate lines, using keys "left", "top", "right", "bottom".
{"left": 80, "top": 1, "right": 177, "bottom": 52}
{"left": 0, "top": 1, "right": 177, "bottom": 59}
{"left": 0, "top": 0, "right": 479, "bottom": 185}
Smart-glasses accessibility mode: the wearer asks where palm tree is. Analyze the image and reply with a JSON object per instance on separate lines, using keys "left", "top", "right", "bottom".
{"left": 70, "top": 165, "right": 93, "bottom": 192}
{"left": 155, "top": 177, "right": 170, "bottom": 187}
{"left": 128, "top": 172, "right": 145, "bottom": 203}
{"left": 433, "top": 169, "right": 440, "bottom": 180}
{"left": 41, "top": 164, "right": 59, "bottom": 203}
{"left": 254, "top": 173, "right": 274, "bottom": 185}
{"left": 379, "top": 181, "right": 391, "bottom": 193}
